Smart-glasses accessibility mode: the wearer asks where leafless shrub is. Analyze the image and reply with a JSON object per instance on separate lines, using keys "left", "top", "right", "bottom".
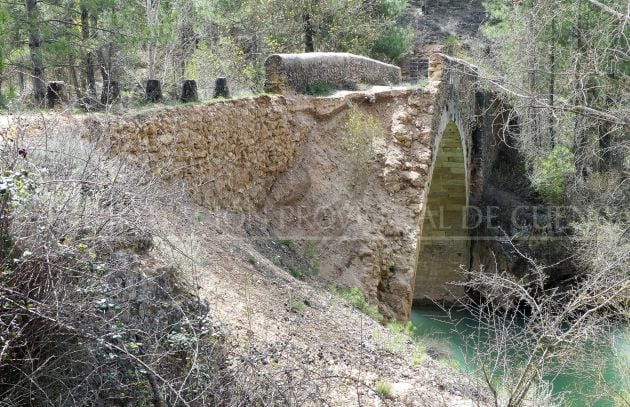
{"left": 0, "top": 123, "right": 274, "bottom": 406}
{"left": 453, "top": 219, "right": 629, "bottom": 406}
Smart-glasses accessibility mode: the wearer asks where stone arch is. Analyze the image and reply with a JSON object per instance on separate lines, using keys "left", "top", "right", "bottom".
{"left": 413, "top": 120, "right": 469, "bottom": 303}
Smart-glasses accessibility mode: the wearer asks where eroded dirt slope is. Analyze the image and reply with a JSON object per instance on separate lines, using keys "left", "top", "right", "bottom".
{"left": 151, "top": 196, "right": 487, "bottom": 406}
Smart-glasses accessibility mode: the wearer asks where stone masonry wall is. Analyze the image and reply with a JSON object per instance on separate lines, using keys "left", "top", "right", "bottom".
{"left": 414, "top": 121, "right": 469, "bottom": 303}
{"left": 102, "top": 96, "right": 310, "bottom": 210}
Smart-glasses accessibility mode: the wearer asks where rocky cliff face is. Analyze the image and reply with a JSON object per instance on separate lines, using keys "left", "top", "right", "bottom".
{"left": 261, "top": 90, "right": 438, "bottom": 321}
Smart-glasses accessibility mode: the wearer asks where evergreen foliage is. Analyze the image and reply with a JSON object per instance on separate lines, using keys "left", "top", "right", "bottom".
{"left": 0, "top": 0, "right": 411, "bottom": 104}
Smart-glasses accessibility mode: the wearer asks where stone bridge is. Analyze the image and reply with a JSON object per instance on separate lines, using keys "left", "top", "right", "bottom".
{"left": 99, "top": 53, "right": 510, "bottom": 321}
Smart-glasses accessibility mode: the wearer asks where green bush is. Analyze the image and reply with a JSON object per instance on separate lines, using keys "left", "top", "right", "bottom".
{"left": 411, "top": 340, "right": 427, "bottom": 366}
{"left": 288, "top": 266, "right": 304, "bottom": 279}
{"left": 375, "top": 380, "right": 393, "bottom": 398}
{"left": 384, "top": 321, "right": 426, "bottom": 365}
{"left": 371, "top": 25, "right": 414, "bottom": 62}
{"left": 305, "top": 83, "right": 336, "bottom": 96}
{"left": 0, "top": 87, "right": 17, "bottom": 108}
{"left": 529, "top": 145, "right": 574, "bottom": 204}
{"left": 344, "top": 105, "right": 381, "bottom": 170}
{"left": 378, "top": 0, "right": 408, "bottom": 18}
{"left": 387, "top": 320, "right": 415, "bottom": 336}
{"left": 446, "top": 34, "right": 459, "bottom": 46}
{"left": 289, "top": 299, "right": 304, "bottom": 313}
{"left": 331, "top": 285, "right": 381, "bottom": 320}
{"left": 272, "top": 256, "right": 282, "bottom": 267}
{"left": 305, "top": 240, "right": 320, "bottom": 275}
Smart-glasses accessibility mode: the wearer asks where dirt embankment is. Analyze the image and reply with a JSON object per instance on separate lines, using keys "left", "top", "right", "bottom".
{"left": 151, "top": 195, "right": 488, "bottom": 406}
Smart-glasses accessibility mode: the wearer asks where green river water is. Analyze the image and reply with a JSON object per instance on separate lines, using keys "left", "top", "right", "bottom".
{"left": 410, "top": 306, "right": 629, "bottom": 406}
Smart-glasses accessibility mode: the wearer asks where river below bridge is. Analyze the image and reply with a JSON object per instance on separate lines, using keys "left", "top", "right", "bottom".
{"left": 410, "top": 305, "right": 629, "bottom": 406}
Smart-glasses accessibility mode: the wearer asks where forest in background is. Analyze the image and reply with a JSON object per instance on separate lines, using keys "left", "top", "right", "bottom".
{"left": 0, "top": 0, "right": 413, "bottom": 106}
{"left": 477, "top": 0, "right": 628, "bottom": 190}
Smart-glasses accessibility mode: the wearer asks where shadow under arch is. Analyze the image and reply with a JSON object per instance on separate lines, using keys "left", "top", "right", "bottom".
{"left": 413, "top": 121, "right": 469, "bottom": 303}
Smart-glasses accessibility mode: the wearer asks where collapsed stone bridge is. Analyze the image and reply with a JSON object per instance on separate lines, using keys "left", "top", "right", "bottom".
{"left": 102, "top": 53, "right": 508, "bottom": 321}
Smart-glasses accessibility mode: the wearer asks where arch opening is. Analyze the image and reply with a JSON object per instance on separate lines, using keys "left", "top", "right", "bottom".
{"left": 414, "top": 121, "right": 469, "bottom": 303}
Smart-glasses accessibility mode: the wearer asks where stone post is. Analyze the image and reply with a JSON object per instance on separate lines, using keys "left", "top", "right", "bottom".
{"left": 213, "top": 77, "right": 230, "bottom": 98}
{"left": 145, "top": 79, "right": 162, "bottom": 102}
{"left": 101, "top": 80, "right": 120, "bottom": 105}
{"left": 46, "top": 81, "right": 65, "bottom": 108}
{"left": 180, "top": 80, "right": 198, "bottom": 103}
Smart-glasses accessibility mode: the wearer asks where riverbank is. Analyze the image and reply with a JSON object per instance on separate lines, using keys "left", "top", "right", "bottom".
{"left": 411, "top": 305, "right": 630, "bottom": 406}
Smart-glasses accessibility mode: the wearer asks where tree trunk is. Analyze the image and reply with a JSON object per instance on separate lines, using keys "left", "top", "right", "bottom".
{"left": 96, "top": 47, "right": 109, "bottom": 83}
{"left": 81, "top": 6, "right": 95, "bottom": 96}
{"left": 177, "top": 1, "right": 195, "bottom": 84}
{"left": 303, "top": 12, "right": 315, "bottom": 52}
{"left": 548, "top": 11, "right": 557, "bottom": 148}
{"left": 571, "top": 0, "right": 587, "bottom": 178}
{"left": 303, "top": 0, "right": 317, "bottom": 53}
{"left": 25, "top": 0, "right": 46, "bottom": 105}
{"left": 101, "top": 80, "right": 119, "bottom": 104}
{"left": 146, "top": 0, "right": 161, "bottom": 79}
{"left": 526, "top": 6, "right": 539, "bottom": 147}
{"left": 597, "top": 96, "right": 621, "bottom": 171}
{"left": 68, "top": 54, "right": 83, "bottom": 100}
{"left": 18, "top": 70, "right": 25, "bottom": 93}
{"left": 598, "top": 123, "right": 612, "bottom": 171}
{"left": 93, "top": 15, "right": 114, "bottom": 104}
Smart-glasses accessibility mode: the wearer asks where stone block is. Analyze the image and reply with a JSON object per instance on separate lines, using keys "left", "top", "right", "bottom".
{"left": 145, "top": 80, "right": 162, "bottom": 102}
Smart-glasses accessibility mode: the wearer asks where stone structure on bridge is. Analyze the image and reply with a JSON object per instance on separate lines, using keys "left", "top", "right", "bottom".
{"left": 264, "top": 52, "right": 401, "bottom": 94}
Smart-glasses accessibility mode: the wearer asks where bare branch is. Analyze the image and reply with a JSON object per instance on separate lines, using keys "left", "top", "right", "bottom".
{"left": 586, "top": 0, "right": 627, "bottom": 20}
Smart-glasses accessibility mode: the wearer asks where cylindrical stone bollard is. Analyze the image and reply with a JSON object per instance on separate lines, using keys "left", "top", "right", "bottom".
{"left": 101, "top": 80, "right": 120, "bottom": 105}
{"left": 180, "top": 80, "right": 198, "bottom": 103}
{"left": 213, "top": 77, "right": 230, "bottom": 98}
{"left": 46, "top": 81, "right": 65, "bottom": 108}
{"left": 145, "top": 79, "right": 162, "bottom": 102}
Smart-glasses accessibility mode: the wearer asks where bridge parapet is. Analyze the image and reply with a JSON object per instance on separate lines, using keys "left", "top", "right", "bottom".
{"left": 264, "top": 52, "right": 401, "bottom": 94}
